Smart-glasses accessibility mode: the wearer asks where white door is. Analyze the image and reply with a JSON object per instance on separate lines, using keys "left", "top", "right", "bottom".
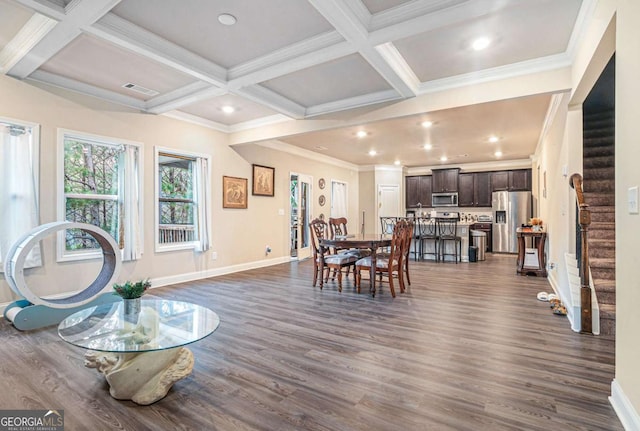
{"left": 289, "top": 173, "right": 313, "bottom": 260}
{"left": 377, "top": 184, "right": 400, "bottom": 234}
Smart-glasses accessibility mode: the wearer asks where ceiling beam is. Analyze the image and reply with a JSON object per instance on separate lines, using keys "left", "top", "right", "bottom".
{"left": 8, "top": 0, "right": 122, "bottom": 78}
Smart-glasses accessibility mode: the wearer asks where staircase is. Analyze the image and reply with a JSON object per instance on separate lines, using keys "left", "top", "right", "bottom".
{"left": 582, "top": 110, "right": 615, "bottom": 337}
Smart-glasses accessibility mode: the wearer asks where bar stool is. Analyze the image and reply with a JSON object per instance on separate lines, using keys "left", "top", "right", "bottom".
{"left": 418, "top": 218, "right": 439, "bottom": 262}
{"left": 437, "top": 217, "right": 461, "bottom": 263}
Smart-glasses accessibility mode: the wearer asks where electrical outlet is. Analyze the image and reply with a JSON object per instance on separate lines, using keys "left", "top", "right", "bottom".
{"left": 628, "top": 186, "right": 638, "bottom": 214}
{"left": 211, "top": 251, "right": 217, "bottom": 261}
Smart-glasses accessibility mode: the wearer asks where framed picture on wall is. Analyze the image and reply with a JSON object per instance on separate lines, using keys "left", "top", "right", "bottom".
{"left": 252, "top": 164, "right": 275, "bottom": 196}
{"left": 223, "top": 176, "right": 248, "bottom": 209}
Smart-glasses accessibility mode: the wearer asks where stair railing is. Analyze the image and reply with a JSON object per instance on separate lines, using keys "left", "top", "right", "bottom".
{"left": 569, "top": 173, "right": 592, "bottom": 334}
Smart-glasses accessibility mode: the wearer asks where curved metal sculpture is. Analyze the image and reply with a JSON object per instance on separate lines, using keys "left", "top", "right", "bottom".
{"left": 3, "top": 222, "right": 122, "bottom": 329}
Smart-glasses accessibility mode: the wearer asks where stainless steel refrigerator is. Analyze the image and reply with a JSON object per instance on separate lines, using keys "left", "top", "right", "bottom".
{"left": 492, "top": 191, "right": 532, "bottom": 253}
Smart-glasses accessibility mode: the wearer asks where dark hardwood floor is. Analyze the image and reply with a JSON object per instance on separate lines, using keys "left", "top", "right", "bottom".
{"left": 0, "top": 254, "right": 622, "bottom": 430}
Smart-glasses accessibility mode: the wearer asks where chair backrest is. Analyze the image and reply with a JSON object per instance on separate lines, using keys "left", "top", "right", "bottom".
{"left": 389, "top": 219, "right": 409, "bottom": 264}
{"left": 309, "top": 218, "right": 328, "bottom": 259}
{"left": 437, "top": 217, "right": 459, "bottom": 238}
{"left": 380, "top": 217, "right": 397, "bottom": 235}
{"left": 418, "top": 217, "right": 438, "bottom": 237}
{"left": 328, "top": 217, "right": 348, "bottom": 238}
{"left": 401, "top": 219, "right": 414, "bottom": 263}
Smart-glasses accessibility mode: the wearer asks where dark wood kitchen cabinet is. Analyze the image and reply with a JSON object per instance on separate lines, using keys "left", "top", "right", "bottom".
{"left": 405, "top": 175, "right": 431, "bottom": 208}
{"left": 432, "top": 168, "right": 459, "bottom": 193}
{"left": 458, "top": 172, "right": 491, "bottom": 207}
{"left": 458, "top": 173, "right": 474, "bottom": 206}
{"left": 490, "top": 171, "right": 509, "bottom": 191}
{"left": 474, "top": 172, "right": 492, "bottom": 206}
{"left": 490, "top": 169, "right": 531, "bottom": 192}
{"left": 509, "top": 169, "right": 532, "bottom": 191}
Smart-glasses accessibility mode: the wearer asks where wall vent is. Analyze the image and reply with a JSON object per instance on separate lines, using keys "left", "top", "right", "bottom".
{"left": 122, "top": 82, "right": 159, "bottom": 97}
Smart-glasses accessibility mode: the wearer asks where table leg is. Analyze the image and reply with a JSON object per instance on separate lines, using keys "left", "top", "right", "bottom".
{"left": 369, "top": 247, "right": 377, "bottom": 297}
{"left": 84, "top": 347, "right": 194, "bottom": 405}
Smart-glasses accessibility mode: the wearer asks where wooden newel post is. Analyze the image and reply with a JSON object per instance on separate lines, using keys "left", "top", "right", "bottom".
{"left": 578, "top": 204, "right": 592, "bottom": 334}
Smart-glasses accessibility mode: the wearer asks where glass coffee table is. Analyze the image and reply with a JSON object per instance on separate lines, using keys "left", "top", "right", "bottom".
{"left": 58, "top": 298, "right": 219, "bottom": 405}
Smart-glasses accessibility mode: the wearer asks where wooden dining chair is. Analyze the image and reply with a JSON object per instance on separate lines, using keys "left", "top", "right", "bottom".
{"left": 309, "top": 218, "right": 358, "bottom": 291}
{"left": 355, "top": 219, "right": 408, "bottom": 297}
{"left": 328, "top": 217, "right": 370, "bottom": 259}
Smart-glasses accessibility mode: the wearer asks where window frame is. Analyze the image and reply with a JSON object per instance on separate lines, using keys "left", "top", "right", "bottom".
{"left": 57, "top": 129, "right": 143, "bottom": 262}
{"left": 154, "top": 146, "right": 210, "bottom": 253}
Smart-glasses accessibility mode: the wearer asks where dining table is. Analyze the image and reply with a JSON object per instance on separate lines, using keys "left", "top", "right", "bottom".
{"left": 319, "top": 234, "right": 392, "bottom": 297}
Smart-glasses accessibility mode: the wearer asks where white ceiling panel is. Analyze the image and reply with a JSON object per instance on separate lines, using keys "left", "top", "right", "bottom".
{"left": 2, "top": 0, "right": 589, "bottom": 166}
{"left": 39, "top": 34, "right": 197, "bottom": 101}
{"left": 0, "top": 0, "right": 33, "bottom": 49}
{"left": 110, "top": 0, "right": 334, "bottom": 69}
{"left": 261, "top": 53, "right": 392, "bottom": 107}
{"left": 279, "top": 94, "right": 552, "bottom": 167}
{"left": 395, "top": 0, "right": 582, "bottom": 82}
{"left": 178, "top": 94, "right": 280, "bottom": 126}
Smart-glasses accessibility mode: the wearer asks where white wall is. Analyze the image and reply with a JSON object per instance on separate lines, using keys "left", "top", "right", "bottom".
{"left": 0, "top": 74, "right": 359, "bottom": 304}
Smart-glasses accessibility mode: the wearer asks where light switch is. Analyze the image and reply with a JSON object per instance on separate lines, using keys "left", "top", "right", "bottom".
{"left": 628, "top": 186, "right": 639, "bottom": 214}
{"left": 278, "top": 208, "right": 285, "bottom": 216}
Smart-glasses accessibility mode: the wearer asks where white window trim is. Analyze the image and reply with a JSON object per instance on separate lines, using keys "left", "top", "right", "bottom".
{"left": 154, "top": 146, "right": 211, "bottom": 253}
{"left": 57, "top": 128, "right": 143, "bottom": 262}
{"left": 0, "top": 116, "right": 40, "bottom": 269}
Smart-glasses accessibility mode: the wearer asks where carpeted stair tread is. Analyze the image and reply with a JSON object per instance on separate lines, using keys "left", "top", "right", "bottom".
{"left": 583, "top": 156, "right": 615, "bottom": 169}
{"left": 583, "top": 145, "right": 614, "bottom": 158}
{"left": 588, "top": 207, "right": 615, "bottom": 223}
{"left": 583, "top": 179, "right": 615, "bottom": 193}
{"left": 583, "top": 167, "right": 615, "bottom": 180}
{"left": 589, "top": 257, "right": 615, "bottom": 269}
{"left": 583, "top": 192, "right": 614, "bottom": 206}
{"left": 583, "top": 137, "right": 614, "bottom": 148}
{"left": 583, "top": 128, "right": 615, "bottom": 139}
{"left": 593, "top": 279, "right": 616, "bottom": 292}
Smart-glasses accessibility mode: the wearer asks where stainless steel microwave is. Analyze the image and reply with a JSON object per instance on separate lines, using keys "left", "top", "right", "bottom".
{"left": 432, "top": 192, "right": 458, "bottom": 207}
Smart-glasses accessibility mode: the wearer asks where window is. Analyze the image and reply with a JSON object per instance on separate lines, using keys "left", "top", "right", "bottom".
{"left": 58, "top": 130, "right": 142, "bottom": 262}
{"left": 0, "top": 117, "right": 41, "bottom": 270}
{"left": 155, "top": 147, "right": 210, "bottom": 252}
{"left": 331, "top": 180, "right": 348, "bottom": 218}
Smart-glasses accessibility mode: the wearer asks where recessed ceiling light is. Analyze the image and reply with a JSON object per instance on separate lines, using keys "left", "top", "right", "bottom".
{"left": 394, "top": 160, "right": 401, "bottom": 166}
{"left": 423, "top": 144, "right": 432, "bottom": 150}
{"left": 472, "top": 37, "right": 491, "bottom": 51}
{"left": 495, "top": 151, "right": 503, "bottom": 157}
{"left": 421, "top": 121, "right": 433, "bottom": 128}
{"left": 368, "top": 150, "right": 377, "bottom": 156}
{"left": 488, "top": 135, "right": 499, "bottom": 143}
{"left": 440, "top": 156, "right": 448, "bottom": 162}
{"left": 357, "top": 131, "right": 368, "bottom": 138}
{"left": 221, "top": 105, "right": 235, "bottom": 114}
{"left": 218, "top": 13, "right": 237, "bottom": 26}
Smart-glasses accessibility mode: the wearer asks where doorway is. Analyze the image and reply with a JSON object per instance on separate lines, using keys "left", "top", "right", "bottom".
{"left": 377, "top": 184, "right": 400, "bottom": 234}
{"left": 289, "top": 173, "right": 313, "bottom": 260}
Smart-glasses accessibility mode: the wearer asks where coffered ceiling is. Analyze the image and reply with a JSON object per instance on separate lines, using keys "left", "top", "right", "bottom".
{"left": 0, "top": 0, "right": 589, "bottom": 167}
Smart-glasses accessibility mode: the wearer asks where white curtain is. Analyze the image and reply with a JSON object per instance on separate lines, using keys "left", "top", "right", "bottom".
{"left": 331, "top": 181, "right": 347, "bottom": 218}
{"left": 194, "top": 157, "right": 211, "bottom": 252}
{"left": 119, "top": 145, "right": 143, "bottom": 261}
{"left": 0, "top": 122, "right": 41, "bottom": 270}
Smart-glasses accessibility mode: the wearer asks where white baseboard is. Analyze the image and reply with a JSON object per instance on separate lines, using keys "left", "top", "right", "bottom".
{"left": 149, "top": 255, "right": 292, "bottom": 289}
{"left": 610, "top": 379, "right": 640, "bottom": 431}
{"left": 0, "top": 256, "right": 293, "bottom": 313}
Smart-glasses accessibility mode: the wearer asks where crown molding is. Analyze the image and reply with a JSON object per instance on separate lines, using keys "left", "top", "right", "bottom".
{"left": 27, "top": 70, "right": 146, "bottom": 110}
{"left": 162, "top": 110, "right": 230, "bottom": 133}
{"left": 305, "top": 89, "right": 400, "bottom": 117}
{"left": 405, "top": 159, "right": 532, "bottom": 175}
{"left": 227, "top": 115, "right": 292, "bottom": 133}
{"left": 419, "top": 53, "right": 571, "bottom": 94}
{"left": 370, "top": 0, "right": 467, "bottom": 31}
{"left": 254, "top": 139, "right": 359, "bottom": 170}
{"left": 566, "top": 0, "right": 597, "bottom": 61}
{"left": 235, "top": 85, "right": 306, "bottom": 119}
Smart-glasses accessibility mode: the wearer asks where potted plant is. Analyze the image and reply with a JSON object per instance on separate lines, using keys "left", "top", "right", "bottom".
{"left": 530, "top": 218, "right": 544, "bottom": 232}
{"left": 113, "top": 279, "right": 151, "bottom": 317}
